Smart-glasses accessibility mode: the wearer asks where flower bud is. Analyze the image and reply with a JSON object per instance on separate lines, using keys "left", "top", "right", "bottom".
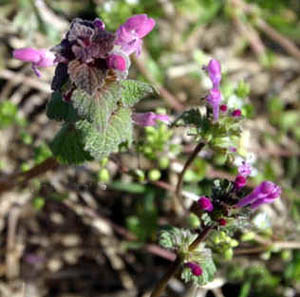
{"left": 220, "top": 104, "right": 227, "bottom": 112}
{"left": 218, "top": 218, "right": 227, "bottom": 226}
{"left": 232, "top": 109, "right": 242, "bottom": 117}
{"left": 185, "top": 262, "right": 203, "bottom": 276}
{"left": 204, "top": 59, "right": 222, "bottom": 89}
{"left": 234, "top": 175, "right": 247, "bottom": 189}
{"left": 197, "top": 196, "right": 213, "bottom": 212}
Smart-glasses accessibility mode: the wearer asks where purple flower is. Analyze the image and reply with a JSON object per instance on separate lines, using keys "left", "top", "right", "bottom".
{"left": 185, "top": 262, "right": 203, "bottom": 276}
{"left": 236, "top": 181, "right": 281, "bottom": 209}
{"left": 13, "top": 48, "right": 55, "bottom": 77}
{"left": 115, "top": 14, "right": 155, "bottom": 56}
{"left": 207, "top": 88, "right": 222, "bottom": 121}
{"left": 234, "top": 175, "right": 247, "bottom": 189}
{"left": 93, "top": 18, "right": 105, "bottom": 30}
{"left": 238, "top": 161, "right": 252, "bottom": 177}
{"left": 204, "top": 59, "right": 222, "bottom": 89}
{"left": 197, "top": 196, "right": 213, "bottom": 212}
{"left": 133, "top": 112, "right": 170, "bottom": 127}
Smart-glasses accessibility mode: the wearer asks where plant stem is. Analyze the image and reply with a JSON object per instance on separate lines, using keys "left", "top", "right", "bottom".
{"left": 175, "top": 141, "right": 206, "bottom": 204}
{"left": 150, "top": 225, "right": 213, "bottom": 297}
{"left": 0, "top": 157, "right": 59, "bottom": 194}
{"left": 189, "top": 225, "right": 214, "bottom": 251}
{"left": 150, "top": 257, "right": 182, "bottom": 297}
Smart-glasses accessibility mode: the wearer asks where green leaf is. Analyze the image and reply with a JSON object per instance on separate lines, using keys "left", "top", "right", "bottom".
{"left": 159, "top": 227, "right": 197, "bottom": 250}
{"left": 71, "top": 85, "right": 121, "bottom": 132}
{"left": 46, "top": 92, "right": 79, "bottom": 122}
{"left": 120, "top": 80, "right": 154, "bottom": 107}
{"left": 181, "top": 253, "right": 217, "bottom": 286}
{"left": 50, "top": 123, "right": 93, "bottom": 164}
{"left": 76, "top": 107, "right": 132, "bottom": 160}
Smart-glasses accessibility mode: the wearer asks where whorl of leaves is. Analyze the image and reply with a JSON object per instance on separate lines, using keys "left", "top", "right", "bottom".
{"left": 46, "top": 79, "right": 154, "bottom": 164}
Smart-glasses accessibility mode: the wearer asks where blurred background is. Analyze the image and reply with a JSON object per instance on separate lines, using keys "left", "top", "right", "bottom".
{"left": 0, "top": 0, "right": 299, "bottom": 296}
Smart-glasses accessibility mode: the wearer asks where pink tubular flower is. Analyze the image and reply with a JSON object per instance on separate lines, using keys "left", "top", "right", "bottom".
{"left": 236, "top": 181, "right": 281, "bottom": 209}
{"left": 132, "top": 112, "right": 170, "bottom": 127}
{"left": 115, "top": 14, "right": 155, "bottom": 56}
{"left": 13, "top": 48, "right": 55, "bottom": 77}
{"left": 204, "top": 59, "right": 222, "bottom": 89}
{"left": 185, "top": 262, "right": 203, "bottom": 276}
{"left": 207, "top": 88, "right": 222, "bottom": 121}
{"left": 234, "top": 175, "right": 247, "bottom": 189}
{"left": 198, "top": 196, "right": 213, "bottom": 212}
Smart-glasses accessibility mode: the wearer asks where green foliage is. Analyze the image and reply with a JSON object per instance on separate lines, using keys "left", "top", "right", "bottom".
{"left": 235, "top": 80, "right": 250, "bottom": 99}
{"left": 208, "top": 230, "right": 239, "bottom": 260}
{"left": 32, "top": 196, "right": 45, "bottom": 211}
{"left": 46, "top": 92, "right": 79, "bottom": 122}
{"left": 126, "top": 190, "right": 158, "bottom": 242}
{"left": 48, "top": 80, "right": 153, "bottom": 164}
{"left": 34, "top": 142, "right": 52, "bottom": 164}
{"left": 120, "top": 80, "right": 154, "bottom": 107}
{"left": 0, "top": 101, "right": 18, "bottom": 129}
{"left": 159, "top": 227, "right": 197, "bottom": 251}
{"left": 75, "top": 107, "right": 132, "bottom": 160}
{"left": 137, "top": 122, "right": 177, "bottom": 161}
{"left": 181, "top": 256, "right": 217, "bottom": 286}
{"left": 285, "top": 251, "right": 300, "bottom": 282}
{"left": 50, "top": 123, "right": 93, "bottom": 164}
{"left": 173, "top": 108, "right": 242, "bottom": 154}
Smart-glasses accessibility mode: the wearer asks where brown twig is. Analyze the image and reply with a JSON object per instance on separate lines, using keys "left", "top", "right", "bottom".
{"left": 0, "top": 157, "right": 59, "bottom": 195}
{"left": 255, "top": 19, "right": 300, "bottom": 61}
{"left": 230, "top": 0, "right": 266, "bottom": 59}
{"left": 231, "top": 0, "right": 300, "bottom": 61}
{"left": 175, "top": 142, "right": 206, "bottom": 205}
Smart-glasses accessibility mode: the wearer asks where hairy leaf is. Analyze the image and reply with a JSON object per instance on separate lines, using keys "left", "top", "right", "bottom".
{"left": 120, "top": 80, "right": 154, "bottom": 107}
{"left": 50, "top": 123, "right": 93, "bottom": 164}
{"left": 181, "top": 252, "right": 216, "bottom": 286}
{"left": 71, "top": 84, "right": 121, "bottom": 132}
{"left": 76, "top": 107, "right": 132, "bottom": 160}
{"left": 159, "top": 227, "right": 197, "bottom": 251}
{"left": 46, "top": 91, "right": 79, "bottom": 122}
{"left": 68, "top": 60, "right": 106, "bottom": 95}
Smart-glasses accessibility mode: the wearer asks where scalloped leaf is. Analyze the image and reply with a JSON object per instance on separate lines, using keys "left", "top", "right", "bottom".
{"left": 68, "top": 60, "right": 106, "bottom": 95}
{"left": 181, "top": 253, "right": 216, "bottom": 286}
{"left": 76, "top": 107, "right": 132, "bottom": 160}
{"left": 50, "top": 123, "right": 93, "bottom": 164}
{"left": 120, "top": 80, "right": 154, "bottom": 107}
{"left": 46, "top": 91, "right": 79, "bottom": 122}
{"left": 71, "top": 84, "right": 121, "bottom": 132}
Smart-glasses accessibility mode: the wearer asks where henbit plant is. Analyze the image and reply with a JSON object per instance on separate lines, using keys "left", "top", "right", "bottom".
{"left": 5, "top": 14, "right": 282, "bottom": 297}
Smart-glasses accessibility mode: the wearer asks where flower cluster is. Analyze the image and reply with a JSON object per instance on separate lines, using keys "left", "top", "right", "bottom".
{"left": 12, "top": 14, "right": 155, "bottom": 89}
